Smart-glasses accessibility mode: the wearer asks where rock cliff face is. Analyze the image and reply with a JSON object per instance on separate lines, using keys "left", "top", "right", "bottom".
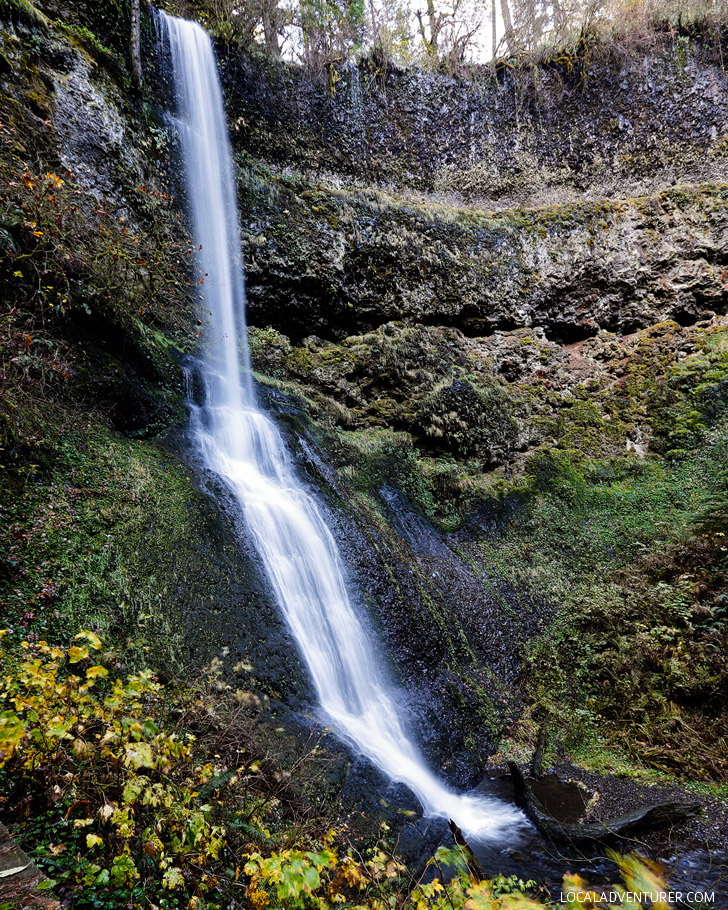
{"left": 241, "top": 178, "right": 728, "bottom": 342}
{"left": 215, "top": 40, "right": 728, "bottom": 343}
{"left": 0, "top": 0, "right": 308, "bottom": 711}
{"left": 221, "top": 37, "right": 728, "bottom": 204}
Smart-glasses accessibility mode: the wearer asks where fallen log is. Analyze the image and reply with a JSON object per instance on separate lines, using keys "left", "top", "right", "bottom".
{"left": 448, "top": 819, "right": 486, "bottom": 881}
{"left": 508, "top": 762, "right": 701, "bottom": 845}
{"left": 0, "top": 821, "right": 59, "bottom": 908}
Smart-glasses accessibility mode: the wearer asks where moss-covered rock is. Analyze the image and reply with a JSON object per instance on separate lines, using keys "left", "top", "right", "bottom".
{"left": 246, "top": 307, "right": 728, "bottom": 787}
{"left": 237, "top": 168, "right": 728, "bottom": 343}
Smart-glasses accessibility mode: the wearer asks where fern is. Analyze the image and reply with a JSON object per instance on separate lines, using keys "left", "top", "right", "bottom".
{"left": 693, "top": 464, "right": 728, "bottom": 534}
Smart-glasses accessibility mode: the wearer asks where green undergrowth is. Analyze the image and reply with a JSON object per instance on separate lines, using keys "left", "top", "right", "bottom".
{"left": 0, "top": 398, "right": 201, "bottom": 670}
{"left": 473, "top": 426, "right": 728, "bottom": 784}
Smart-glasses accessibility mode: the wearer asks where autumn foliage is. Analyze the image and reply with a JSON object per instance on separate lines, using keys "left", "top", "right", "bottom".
{"left": 0, "top": 630, "right": 673, "bottom": 909}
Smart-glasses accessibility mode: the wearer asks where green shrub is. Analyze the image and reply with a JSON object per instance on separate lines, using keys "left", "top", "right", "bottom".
{"left": 416, "top": 379, "right": 519, "bottom": 463}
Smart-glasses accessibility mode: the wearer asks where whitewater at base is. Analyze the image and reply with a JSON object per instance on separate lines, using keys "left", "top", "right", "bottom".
{"left": 160, "top": 10, "right": 526, "bottom": 842}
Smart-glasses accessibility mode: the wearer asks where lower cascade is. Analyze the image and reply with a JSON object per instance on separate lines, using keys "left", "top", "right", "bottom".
{"left": 160, "top": 11, "right": 525, "bottom": 842}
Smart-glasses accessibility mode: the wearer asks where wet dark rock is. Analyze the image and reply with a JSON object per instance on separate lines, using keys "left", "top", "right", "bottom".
{"left": 262, "top": 396, "right": 550, "bottom": 785}
{"left": 162, "top": 430, "right": 313, "bottom": 707}
{"left": 528, "top": 776, "right": 593, "bottom": 824}
{"left": 509, "top": 762, "right": 702, "bottom": 845}
{"left": 65, "top": 305, "right": 185, "bottom": 437}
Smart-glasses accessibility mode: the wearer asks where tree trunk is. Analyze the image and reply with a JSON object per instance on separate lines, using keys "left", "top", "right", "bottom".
{"left": 551, "top": 0, "right": 564, "bottom": 29}
{"left": 508, "top": 762, "right": 701, "bottom": 844}
{"left": 261, "top": 0, "right": 281, "bottom": 58}
{"left": 368, "top": 0, "right": 379, "bottom": 48}
{"left": 416, "top": 0, "right": 442, "bottom": 57}
{"left": 491, "top": 0, "right": 497, "bottom": 60}
{"left": 426, "top": 0, "right": 441, "bottom": 55}
{"left": 130, "top": 0, "right": 143, "bottom": 92}
{"left": 499, "top": 0, "right": 515, "bottom": 54}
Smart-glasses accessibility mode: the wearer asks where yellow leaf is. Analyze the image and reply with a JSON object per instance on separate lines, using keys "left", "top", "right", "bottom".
{"left": 86, "top": 665, "right": 108, "bottom": 679}
{"left": 68, "top": 646, "right": 89, "bottom": 664}
{"left": 124, "top": 741, "right": 155, "bottom": 770}
{"left": 163, "top": 866, "right": 185, "bottom": 890}
{"left": 75, "top": 630, "right": 102, "bottom": 650}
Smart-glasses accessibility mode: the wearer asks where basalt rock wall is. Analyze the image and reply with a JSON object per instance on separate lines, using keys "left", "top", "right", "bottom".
{"left": 214, "top": 39, "right": 728, "bottom": 342}
{"left": 239, "top": 177, "right": 728, "bottom": 344}
{"left": 220, "top": 35, "right": 728, "bottom": 206}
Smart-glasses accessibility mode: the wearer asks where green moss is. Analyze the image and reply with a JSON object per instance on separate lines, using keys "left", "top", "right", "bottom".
{"left": 414, "top": 378, "right": 518, "bottom": 462}
{"left": 0, "top": 0, "right": 50, "bottom": 30}
{"left": 0, "top": 400, "right": 208, "bottom": 670}
{"left": 555, "top": 397, "right": 627, "bottom": 456}
{"left": 467, "top": 421, "right": 728, "bottom": 781}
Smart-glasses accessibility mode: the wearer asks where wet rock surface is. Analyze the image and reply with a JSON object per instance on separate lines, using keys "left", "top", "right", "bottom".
{"left": 163, "top": 431, "right": 313, "bottom": 707}
{"left": 527, "top": 775, "right": 595, "bottom": 824}
{"left": 0, "top": 821, "right": 58, "bottom": 909}
{"left": 261, "top": 389, "right": 551, "bottom": 785}
{"left": 470, "top": 769, "right": 728, "bottom": 902}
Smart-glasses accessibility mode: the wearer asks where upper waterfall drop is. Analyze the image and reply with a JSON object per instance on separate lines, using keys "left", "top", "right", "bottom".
{"left": 159, "top": 10, "right": 526, "bottom": 842}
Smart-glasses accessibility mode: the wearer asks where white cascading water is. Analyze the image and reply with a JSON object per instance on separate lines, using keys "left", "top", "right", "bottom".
{"left": 161, "top": 12, "right": 525, "bottom": 842}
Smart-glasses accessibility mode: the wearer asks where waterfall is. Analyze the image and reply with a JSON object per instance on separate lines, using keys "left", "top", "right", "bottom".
{"left": 160, "top": 12, "right": 525, "bottom": 842}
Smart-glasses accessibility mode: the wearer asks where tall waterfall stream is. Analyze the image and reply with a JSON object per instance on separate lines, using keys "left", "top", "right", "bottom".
{"left": 160, "top": 12, "right": 525, "bottom": 842}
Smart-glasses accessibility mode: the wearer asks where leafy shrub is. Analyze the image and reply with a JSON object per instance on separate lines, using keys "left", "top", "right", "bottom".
{"left": 416, "top": 379, "right": 519, "bottom": 463}
{"left": 0, "top": 630, "right": 226, "bottom": 906}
